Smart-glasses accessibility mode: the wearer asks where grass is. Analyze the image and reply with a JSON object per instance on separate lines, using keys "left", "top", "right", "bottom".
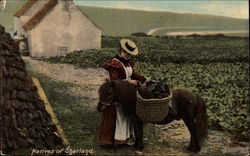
{"left": 80, "top": 6, "right": 248, "bottom": 36}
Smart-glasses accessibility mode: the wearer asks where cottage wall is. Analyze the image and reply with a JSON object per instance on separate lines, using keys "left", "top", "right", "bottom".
{"left": 13, "top": 17, "right": 26, "bottom": 37}
{"left": 28, "top": 0, "right": 101, "bottom": 58}
{"left": 14, "top": 17, "right": 28, "bottom": 37}
{"left": 13, "top": 17, "right": 21, "bottom": 36}
{"left": 14, "top": 0, "right": 50, "bottom": 37}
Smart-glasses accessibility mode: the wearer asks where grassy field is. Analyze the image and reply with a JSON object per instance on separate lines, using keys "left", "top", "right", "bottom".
{"left": 80, "top": 6, "right": 248, "bottom": 36}
{"left": 45, "top": 35, "right": 249, "bottom": 141}
{"left": 1, "top": 0, "right": 248, "bottom": 36}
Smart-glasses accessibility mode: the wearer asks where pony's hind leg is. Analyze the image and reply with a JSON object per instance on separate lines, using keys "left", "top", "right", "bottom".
{"left": 183, "top": 118, "right": 200, "bottom": 152}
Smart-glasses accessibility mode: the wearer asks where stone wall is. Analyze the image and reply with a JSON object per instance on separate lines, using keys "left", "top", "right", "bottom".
{"left": 0, "top": 25, "right": 62, "bottom": 151}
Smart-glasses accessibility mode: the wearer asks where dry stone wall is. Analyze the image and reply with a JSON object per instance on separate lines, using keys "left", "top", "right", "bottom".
{"left": 0, "top": 25, "right": 62, "bottom": 151}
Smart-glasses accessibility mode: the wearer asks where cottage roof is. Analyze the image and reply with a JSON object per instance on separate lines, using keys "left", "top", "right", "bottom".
{"left": 23, "top": 0, "right": 58, "bottom": 31}
{"left": 21, "top": 0, "right": 101, "bottom": 31}
{"left": 14, "top": 0, "right": 38, "bottom": 17}
{"left": 76, "top": 5, "right": 102, "bottom": 30}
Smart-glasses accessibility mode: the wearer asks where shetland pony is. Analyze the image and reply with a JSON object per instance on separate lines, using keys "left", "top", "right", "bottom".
{"left": 97, "top": 80, "right": 208, "bottom": 152}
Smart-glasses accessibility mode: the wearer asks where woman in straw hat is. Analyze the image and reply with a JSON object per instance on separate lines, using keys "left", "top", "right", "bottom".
{"left": 97, "top": 39, "right": 146, "bottom": 148}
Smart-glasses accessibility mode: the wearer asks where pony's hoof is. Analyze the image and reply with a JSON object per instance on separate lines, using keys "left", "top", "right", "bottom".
{"left": 193, "top": 146, "right": 201, "bottom": 152}
{"left": 187, "top": 145, "right": 193, "bottom": 151}
{"left": 133, "top": 144, "right": 144, "bottom": 151}
{"left": 187, "top": 145, "right": 194, "bottom": 151}
{"left": 135, "top": 150, "right": 143, "bottom": 155}
{"left": 187, "top": 145, "right": 201, "bottom": 152}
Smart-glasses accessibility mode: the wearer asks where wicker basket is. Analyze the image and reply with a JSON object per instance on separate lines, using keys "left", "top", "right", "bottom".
{"left": 136, "top": 91, "right": 172, "bottom": 123}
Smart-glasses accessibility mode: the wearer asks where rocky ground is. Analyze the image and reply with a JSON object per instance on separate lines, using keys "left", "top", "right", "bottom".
{"left": 23, "top": 57, "right": 249, "bottom": 155}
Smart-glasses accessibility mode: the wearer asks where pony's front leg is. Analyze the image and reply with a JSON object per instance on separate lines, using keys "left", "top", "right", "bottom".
{"left": 132, "top": 116, "right": 144, "bottom": 151}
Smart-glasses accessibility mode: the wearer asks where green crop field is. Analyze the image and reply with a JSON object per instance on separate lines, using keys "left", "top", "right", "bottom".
{"left": 45, "top": 35, "right": 249, "bottom": 141}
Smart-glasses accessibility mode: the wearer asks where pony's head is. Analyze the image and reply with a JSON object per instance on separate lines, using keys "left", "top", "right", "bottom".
{"left": 97, "top": 79, "right": 116, "bottom": 112}
{"left": 97, "top": 79, "right": 138, "bottom": 113}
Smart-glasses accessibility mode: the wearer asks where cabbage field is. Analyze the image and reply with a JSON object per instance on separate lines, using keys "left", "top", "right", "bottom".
{"left": 46, "top": 35, "right": 249, "bottom": 140}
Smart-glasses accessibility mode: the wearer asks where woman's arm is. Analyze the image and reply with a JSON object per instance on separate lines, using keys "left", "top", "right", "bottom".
{"left": 103, "top": 58, "right": 122, "bottom": 70}
{"left": 129, "top": 60, "right": 147, "bottom": 83}
{"left": 131, "top": 72, "right": 147, "bottom": 83}
{"left": 103, "top": 59, "right": 124, "bottom": 81}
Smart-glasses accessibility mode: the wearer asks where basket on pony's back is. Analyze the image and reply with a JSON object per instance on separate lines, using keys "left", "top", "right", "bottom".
{"left": 136, "top": 81, "right": 172, "bottom": 123}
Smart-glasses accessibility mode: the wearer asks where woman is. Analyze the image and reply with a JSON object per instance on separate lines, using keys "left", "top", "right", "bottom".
{"left": 97, "top": 39, "right": 146, "bottom": 147}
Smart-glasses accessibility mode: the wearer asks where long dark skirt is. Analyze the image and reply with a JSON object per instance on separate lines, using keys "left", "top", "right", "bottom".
{"left": 97, "top": 106, "right": 116, "bottom": 145}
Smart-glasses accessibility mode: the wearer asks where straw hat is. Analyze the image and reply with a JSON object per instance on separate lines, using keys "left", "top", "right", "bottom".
{"left": 120, "top": 39, "right": 139, "bottom": 55}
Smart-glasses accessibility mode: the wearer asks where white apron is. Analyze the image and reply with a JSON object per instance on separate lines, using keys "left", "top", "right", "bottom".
{"left": 113, "top": 58, "right": 135, "bottom": 141}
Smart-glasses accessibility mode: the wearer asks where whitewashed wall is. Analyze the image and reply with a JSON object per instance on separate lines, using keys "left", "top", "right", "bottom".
{"left": 13, "top": 17, "right": 21, "bottom": 36}
{"left": 28, "top": 0, "right": 101, "bottom": 58}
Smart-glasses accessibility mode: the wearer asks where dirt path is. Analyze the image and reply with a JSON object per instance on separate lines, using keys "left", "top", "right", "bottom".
{"left": 152, "top": 121, "right": 249, "bottom": 155}
{"left": 23, "top": 56, "right": 109, "bottom": 109}
{"left": 23, "top": 57, "right": 108, "bottom": 86}
{"left": 23, "top": 57, "right": 249, "bottom": 155}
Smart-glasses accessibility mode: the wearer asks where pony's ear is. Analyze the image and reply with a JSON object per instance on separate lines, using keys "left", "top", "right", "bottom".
{"left": 111, "top": 80, "right": 116, "bottom": 89}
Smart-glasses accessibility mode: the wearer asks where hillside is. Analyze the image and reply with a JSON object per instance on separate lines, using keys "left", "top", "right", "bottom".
{"left": 1, "top": 1, "right": 248, "bottom": 36}
{"left": 80, "top": 6, "right": 248, "bottom": 36}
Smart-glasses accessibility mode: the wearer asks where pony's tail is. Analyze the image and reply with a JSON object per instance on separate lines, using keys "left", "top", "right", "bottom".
{"left": 195, "top": 95, "right": 208, "bottom": 147}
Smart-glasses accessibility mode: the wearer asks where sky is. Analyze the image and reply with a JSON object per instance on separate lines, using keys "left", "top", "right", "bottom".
{"left": 74, "top": 0, "right": 249, "bottom": 19}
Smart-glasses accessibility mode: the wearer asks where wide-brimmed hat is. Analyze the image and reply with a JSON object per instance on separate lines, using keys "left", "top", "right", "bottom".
{"left": 120, "top": 39, "right": 139, "bottom": 55}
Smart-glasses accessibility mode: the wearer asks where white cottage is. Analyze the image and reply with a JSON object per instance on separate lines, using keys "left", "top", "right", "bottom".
{"left": 14, "top": 0, "right": 101, "bottom": 58}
